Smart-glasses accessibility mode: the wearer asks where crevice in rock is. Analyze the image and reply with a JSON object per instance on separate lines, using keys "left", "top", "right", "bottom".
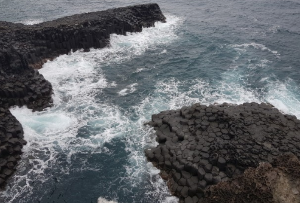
{"left": 145, "top": 102, "right": 300, "bottom": 202}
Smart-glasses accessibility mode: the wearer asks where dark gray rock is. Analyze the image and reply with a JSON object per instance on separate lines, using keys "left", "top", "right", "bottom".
{"left": 145, "top": 102, "right": 300, "bottom": 202}
{"left": 184, "top": 196, "right": 193, "bottom": 203}
{"left": 181, "top": 186, "right": 189, "bottom": 198}
{"left": 0, "top": 3, "right": 166, "bottom": 189}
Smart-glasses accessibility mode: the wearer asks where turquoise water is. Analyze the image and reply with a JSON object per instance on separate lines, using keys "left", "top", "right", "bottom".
{"left": 1, "top": 0, "right": 300, "bottom": 202}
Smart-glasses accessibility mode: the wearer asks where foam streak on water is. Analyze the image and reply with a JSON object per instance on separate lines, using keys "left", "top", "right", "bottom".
{"left": 2, "top": 9, "right": 300, "bottom": 203}
{"left": 19, "top": 19, "right": 44, "bottom": 25}
{"left": 3, "top": 15, "right": 182, "bottom": 203}
{"left": 231, "top": 42, "right": 280, "bottom": 56}
{"left": 264, "top": 78, "right": 300, "bottom": 118}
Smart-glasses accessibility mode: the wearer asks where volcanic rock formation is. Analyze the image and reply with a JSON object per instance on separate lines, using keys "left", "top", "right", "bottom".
{"left": 0, "top": 3, "right": 166, "bottom": 112}
{"left": 202, "top": 154, "right": 300, "bottom": 203}
{"left": 0, "top": 108, "right": 26, "bottom": 187}
{"left": 0, "top": 3, "right": 166, "bottom": 188}
{"left": 145, "top": 102, "right": 300, "bottom": 202}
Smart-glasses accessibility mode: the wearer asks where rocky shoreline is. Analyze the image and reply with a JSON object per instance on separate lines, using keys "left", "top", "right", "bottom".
{"left": 0, "top": 3, "right": 166, "bottom": 188}
{"left": 0, "top": 108, "right": 26, "bottom": 187}
{"left": 2, "top": 3, "right": 300, "bottom": 202}
{"left": 145, "top": 102, "right": 300, "bottom": 203}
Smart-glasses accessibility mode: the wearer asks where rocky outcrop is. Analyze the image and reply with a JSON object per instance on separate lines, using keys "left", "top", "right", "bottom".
{"left": 0, "top": 3, "right": 166, "bottom": 111}
{"left": 0, "top": 108, "right": 26, "bottom": 188}
{"left": 202, "top": 154, "right": 300, "bottom": 203}
{"left": 145, "top": 102, "right": 300, "bottom": 202}
{"left": 0, "top": 3, "right": 166, "bottom": 188}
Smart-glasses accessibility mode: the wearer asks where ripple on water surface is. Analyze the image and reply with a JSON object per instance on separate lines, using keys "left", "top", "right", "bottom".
{"left": 3, "top": 15, "right": 182, "bottom": 203}
{"left": 2, "top": 7, "right": 300, "bottom": 203}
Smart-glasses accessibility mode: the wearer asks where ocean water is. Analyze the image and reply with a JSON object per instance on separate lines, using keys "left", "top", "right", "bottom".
{"left": 1, "top": 0, "right": 300, "bottom": 202}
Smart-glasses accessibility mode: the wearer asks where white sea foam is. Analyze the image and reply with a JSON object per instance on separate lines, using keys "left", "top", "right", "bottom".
{"left": 212, "top": 55, "right": 300, "bottom": 119}
{"left": 77, "top": 14, "right": 182, "bottom": 66}
{"left": 4, "top": 8, "right": 299, "bottom": 203}
{"left": 11, "top": 107, "right": 73, "bottom": 133}
{"left": 122, "top": 69, "right": 300, "bottom": 200}
{"left": 163, "top": 197, "right": 179, "bottom": 203}
{"left": 231, "top": 42, "right": 280, "bottom": 56}
{"left": 264, "top": 79, "right": 300, "bottom": 118}
{"left": 160, "top": 49, "right": 167, "bottom": 54}
{"left": 216, "top": 57, "right": 300, "bottom": 119}
{"left": 133, "top": 67, "right": 145, "bottom": 73}
{"left": 122, "top": 75, "right": 260, "bottom": 202}
{"left": 150, "top": 76, "right": 259, "bottom": 108}
{"left": 19, "top": 19, "right": 44, "bottom": 25}
{"left": 97, "top": 197, "right": 117, "bottom": 203}
{"left": 4, "top": 14, "right": 182, "bottom": 202}
{"left": 118, "top": 83, "right": 138, "bottom": 96}
{"left": 214, "top": 68, "right": 261, "bottom": 104}
{"left": 268, "top": 25, "right": 280, "bottom": 34}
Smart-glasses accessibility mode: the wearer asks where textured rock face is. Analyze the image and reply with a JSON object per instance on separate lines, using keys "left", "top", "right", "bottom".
{"left": 145, "top": 102, "right": 300, "bottom": 202}
{"left": 0, "top": 3, "right": 166, "bottom": 188}
{"left": 203, "top": 154, "right": 300, "bottom": 203}
{"left": 0, "top": 3, "right": 166, "bottom": 111}
{"left": 0, "top": 108, "right": 26, "bottom": 188}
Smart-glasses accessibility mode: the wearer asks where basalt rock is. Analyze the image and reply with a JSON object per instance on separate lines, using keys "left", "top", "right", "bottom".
{"left": 0, "top": 3, "right": 166, "bottom": 111}
{"left": 145, "top": 102, "right": 300, "bottom": 202}
{"left": 0, "top": 3, "right": 166, "bottom": 188}
{"left": 203, "top": 154, "right": 300, "bottom": 203}
{"left": 0, "top": 107, "right": 25, "bottom": 189}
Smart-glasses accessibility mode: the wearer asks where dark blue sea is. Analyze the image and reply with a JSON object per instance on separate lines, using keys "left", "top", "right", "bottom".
{"left": 1, "top": 0, "right": 300, "bottom": 202}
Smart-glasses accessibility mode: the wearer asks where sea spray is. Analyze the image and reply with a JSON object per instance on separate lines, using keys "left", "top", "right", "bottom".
{"left": 3, "top": 14, "right": 182, "bottom": 203}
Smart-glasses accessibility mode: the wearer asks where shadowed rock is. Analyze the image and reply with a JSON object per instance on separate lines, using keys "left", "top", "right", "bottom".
{"left": 0, "top": 108, "right": 26, "bottom": 189}
{"left": 145, "top": 102, "right": 300, "bottom": 202}
{"left": 203, "top": 154, "right": 300, "bottom": 203}
{"left": 0, "top": 3, "right": 166, "bottom": 188}
{"left": 0, "top": 3, "right": 166, "bottom": 111}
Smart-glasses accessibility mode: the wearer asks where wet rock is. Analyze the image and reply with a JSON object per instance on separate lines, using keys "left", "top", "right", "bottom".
{"left": 0, "top": 108, "right": 25, "bottom": 188}
{"left": 204, "top": 173, "right": 213, "bottom": 183}
{"left": 1, "top": 4, "right": 166, "bottom": 112}
{"left": 0, "top": 3, "right": 166, "bottom": 189}
{"left": 181, "top": 186, "right": 189, "bottom": 198}
{"left": 202, "top": 154, "right": 300, "bottom": 203}
{"left": 184, "top": 196, "right": 193, "bottom": 203}
{"left": 145, "top": 102, "right": 300, "bottom": 202}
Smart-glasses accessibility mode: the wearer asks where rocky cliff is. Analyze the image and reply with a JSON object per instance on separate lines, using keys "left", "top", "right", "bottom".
{"left": 145, "top": 102, "right": 300, "bottom": 203}
{"left": 0, "top": 3, "right": 166, "bottom": 188}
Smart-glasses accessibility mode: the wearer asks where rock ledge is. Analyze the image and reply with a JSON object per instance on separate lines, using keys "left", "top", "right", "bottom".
{"left": 145, "top": 102, "right": 300, "bottom": 202}
{"left": 0, "top": 3, "right": 166, "bottom": 188}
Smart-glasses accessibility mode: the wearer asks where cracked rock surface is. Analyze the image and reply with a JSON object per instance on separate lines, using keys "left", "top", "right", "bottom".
{"left": 145, "top": 102, "right": 300, "bottom": 202}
